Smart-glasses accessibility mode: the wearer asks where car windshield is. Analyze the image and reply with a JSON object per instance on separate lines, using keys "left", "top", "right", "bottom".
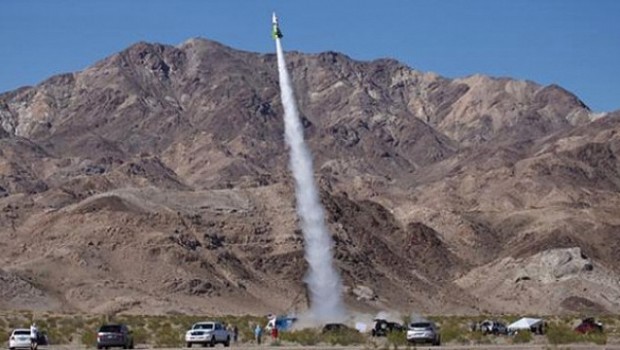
{"left": 193, "top": 324, "right": 214, "bottom": 330}
{"left": 14, "top": 330, "right": 30, "bottom": 335}
{"left": 99, "top": 325, "right": 122, "bottom": 333}
{"left": 411, "top": 322, "right": 432, "bottom": 328}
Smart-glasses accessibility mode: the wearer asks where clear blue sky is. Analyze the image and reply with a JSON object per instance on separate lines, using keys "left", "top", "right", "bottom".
{"left": 1, "top": 0, "right": 618, "bottom": 112}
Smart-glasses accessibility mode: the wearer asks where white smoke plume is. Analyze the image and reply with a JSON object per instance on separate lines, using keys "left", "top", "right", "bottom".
{"left": 275, "top": 37, "right": 346, "bottom": 323}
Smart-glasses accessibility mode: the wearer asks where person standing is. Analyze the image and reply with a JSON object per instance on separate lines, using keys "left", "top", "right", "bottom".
{"left": 254, "top": 324, "right": 262, "bottom": 345}
{"left": 30, "top": 322, "right": 38, "bottom": 350}
{"left": 233, "top": 325, "right": 238, "bottom": 343}
{"left": 271, "top": 326, "right": 278, "bottom": 341}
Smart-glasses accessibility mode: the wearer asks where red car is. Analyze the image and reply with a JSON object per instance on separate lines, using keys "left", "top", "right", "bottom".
{"left": 575, "top": 318, "right": 603, "bottom": 334}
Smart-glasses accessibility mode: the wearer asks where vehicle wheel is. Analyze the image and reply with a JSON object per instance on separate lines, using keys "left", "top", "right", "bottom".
{"left": 187, "top": 343, "right": 192, "bottom": 348}
{"left": 224, "top": 336, "right": 230, "bottom": 347}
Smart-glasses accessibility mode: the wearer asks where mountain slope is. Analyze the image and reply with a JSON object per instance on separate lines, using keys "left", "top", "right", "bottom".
{"left": 0, "top": 38, "right": 618, "bottom": 316}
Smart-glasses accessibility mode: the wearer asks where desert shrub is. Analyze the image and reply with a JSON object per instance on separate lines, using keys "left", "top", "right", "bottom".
{"left": 169, "top": 314, "right": 198, "bottom": 331}
{"left": 132, "top": 327, "right": 149, "bottom": 345}
{"left": 582, "top": 331, "right": 607, "bottom": 345}
{"left": 47, "top": 328, "right": 65, "bottom": 344}
{"left": 470, "top": 331, "right": 492, "bottom": 344}
{"left": 58, "top": 315, "right": 81, "bottom": 330}
{"left": 455, "top": 334, "right": 470, "bottom": 344}
{"left": 386, "top": 330, "right": 407, "bottom": 347}
{"left": 466, "top": 330, "right": 483, "bottom": 343}
{"left": 438, "top": 321, "right": 465, "bottom": 343}
{"left": 546, "top": 322, "right": 581, "bottom": 344}
{"left": 598, "top": 315, "right": 617, "bottom": 327}
{"left": 35, "top": 319, "right": 48, "bottom": 331}
{"left": 147, "top": 317, "right": 163, "bottom": 333}
{"left": 21, "top": 311, "right": 33, "bottom": 322}
{"left": 0, "top": 330, "right": 8, "bottom": 344}
{"left": 83, "top": 316, "right": 99, "bottom": 330}
{"left": 7, "top": 317, "right": 23, "bottom": 329}
{"left": 323, "top": 328, "right": 366, "bottom": 346}
{"left": 279, "top": 328, "right": 321, "bottom": 346}
{"left": 81, "top": 328, "right": 97, "bottom": 346}
{"left": 153, "top": 322, "right": 182, "bottom": 348}
{"left": 512, "top": 330, "right": 533, "bottom": 343}
{"left": 123, "top": 316, "right": 148, "bottom": 335}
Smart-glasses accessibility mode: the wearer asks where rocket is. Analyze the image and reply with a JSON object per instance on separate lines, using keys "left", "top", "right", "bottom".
{"left": 272, "top": 12, "right": 283, "bottom": 39}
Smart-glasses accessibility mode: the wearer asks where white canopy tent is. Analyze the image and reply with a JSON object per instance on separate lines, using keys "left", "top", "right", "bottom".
{"left": 507, "top": 317, "right": 543, "bottom": 331}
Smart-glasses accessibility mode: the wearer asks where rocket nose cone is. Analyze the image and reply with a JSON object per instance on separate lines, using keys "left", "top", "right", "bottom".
{"left": 272, "top": 12, "right": 278, "bottom": 24}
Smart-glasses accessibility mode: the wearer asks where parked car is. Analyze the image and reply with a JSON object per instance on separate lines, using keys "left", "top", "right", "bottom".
{"left": 371, "top": 319, "right": 405, "bottom": 337}
{"left": 8, "top": 328, "right": 32, "bottom": 350}
{"left": 479, "top": 320, "right": 508, "bottom": 335}
{"left": 96, "top": 324, "right": 134, "bottom": 349}
{"left": 35, "top": 331, "right": 49, "bottom": 346}
{"left": 575, "top": 317, "right": 603, "bottom": 334}
{"left": 185, "top": 321, "right": 230, "bottom": 348}
{"left": 407, "top": 321, "right": 441, "bottom": 346}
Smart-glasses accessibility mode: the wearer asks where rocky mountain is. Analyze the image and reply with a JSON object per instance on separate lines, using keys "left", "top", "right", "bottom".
{"left": 1, "top": 38, "right": 619, "bottom": 316}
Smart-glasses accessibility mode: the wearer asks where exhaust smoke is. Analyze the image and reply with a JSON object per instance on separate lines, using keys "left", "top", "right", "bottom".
{"left": 275, "top": 36, "right": 346, "bottom": 322}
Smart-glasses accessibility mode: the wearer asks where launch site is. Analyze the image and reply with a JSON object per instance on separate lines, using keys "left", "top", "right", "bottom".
{"left": 1, "top": 1, "right": 619, "bottom": 349}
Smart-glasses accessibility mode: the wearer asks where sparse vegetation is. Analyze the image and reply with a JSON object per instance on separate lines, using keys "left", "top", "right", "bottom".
{"left": 323, "top": 328, "right": 367, "bottom": 345}
{"left": 0, "top": 331, "right": 8, "bottom": 345}
{"left": 386, "top": 330, "right": 407, "bottom": 347}
{"left": 433, "top": 318, "right": 463, "bottom": 343}
{"left": 153, "top": 321, "right": 183, "bottom": 348}
{"left": 512, "top": 330, "right": 533, "bottom": 343}
{"left": 279, "top": 328, "right": 321, "bottom": 346}
{"left": 546, "top": 321, "right": 607, "bottom": 345}
{"left": 81, "top": 328, "right": 97, "bottom": 346}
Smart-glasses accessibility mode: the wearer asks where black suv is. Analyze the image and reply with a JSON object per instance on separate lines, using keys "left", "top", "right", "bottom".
{"left": 372, "top": 319, "right": 405, "bottom": 337}
{"left": 96, "top": 324, "right": 134, "bottom": 349}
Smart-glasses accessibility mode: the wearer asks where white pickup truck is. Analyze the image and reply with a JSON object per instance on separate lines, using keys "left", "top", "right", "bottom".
{"left": 185, "top": 321, "right": 231, "bottom": 347}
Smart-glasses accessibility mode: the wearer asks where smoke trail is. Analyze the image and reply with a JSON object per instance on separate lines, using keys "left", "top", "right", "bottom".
{"left": 275, "top": 38, "right": 346, "bottom": 322}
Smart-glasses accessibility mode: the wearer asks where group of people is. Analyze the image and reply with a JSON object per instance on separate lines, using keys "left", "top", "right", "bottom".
{"left": 226, "top": 324, "right": 239, "bottom": 343}
{"left": 253, "top": 323, "right": 279, "bottom": 344}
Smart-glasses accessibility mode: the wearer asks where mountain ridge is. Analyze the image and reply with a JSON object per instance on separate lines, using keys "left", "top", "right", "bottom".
{"left": 0, "top": 37, "right": 618, "bottom": 316}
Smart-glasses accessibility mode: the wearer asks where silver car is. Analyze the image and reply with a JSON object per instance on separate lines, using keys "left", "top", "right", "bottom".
{"left": 406, "top": 321, "right": 441, "bottom": 346}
